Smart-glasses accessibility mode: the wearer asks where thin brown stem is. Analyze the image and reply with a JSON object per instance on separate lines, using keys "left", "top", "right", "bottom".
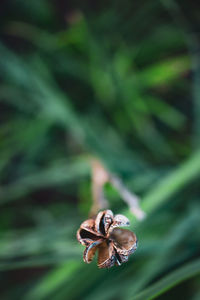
{"left": 89, "top": 158, "right": 146, "bottom": 220}
{"left": 89, "top": 159, "right": 109, "bottom": 217}
{"left": 109, "top": 175, "right": 146, "bottom": 220}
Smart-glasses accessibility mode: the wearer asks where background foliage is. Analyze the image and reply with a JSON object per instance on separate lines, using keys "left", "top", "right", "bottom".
{"left": 0, "top": 0, "right": 200, "bottom": 299}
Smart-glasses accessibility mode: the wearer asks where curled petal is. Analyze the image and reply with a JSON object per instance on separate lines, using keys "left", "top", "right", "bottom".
{"left": 114, "top": 252, "right": 129, "bottom": 266}
{"left": 95, "top": 211, "right": 105, "bottom": 235}
{"left": 77, "top": 218, "right": 103, "bottom": 246}
{"left": 95, "top": 210, "right": 113, "bottom": 236}
{"left": 77, "top": 228, "right": 103, "bottom": 246}
{"left": 104, "top": 210, "right": 114, "bottom": 235}
{"left": 80, "top": 219, "right": 95, "bottom": 232}
{"left": 97, "top": 241, "right": 115, "bottom": 269}
{"left": 112, "top": 214, "right": 130, "bottom": 227}
{"left": 110, "top": 228, "right": 137, "bottom": 256}
{"left": 83, "top": 240, "right": 103, "bottom": 263}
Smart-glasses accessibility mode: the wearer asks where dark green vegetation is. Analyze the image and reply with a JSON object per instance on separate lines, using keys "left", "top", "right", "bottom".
{"left": 0, "top": 0, "right": 200, "bottom": 299}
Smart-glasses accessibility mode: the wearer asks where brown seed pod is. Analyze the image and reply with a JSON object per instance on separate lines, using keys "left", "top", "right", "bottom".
{"left": 77, "top": 210, "right": 137, "bottom": 268}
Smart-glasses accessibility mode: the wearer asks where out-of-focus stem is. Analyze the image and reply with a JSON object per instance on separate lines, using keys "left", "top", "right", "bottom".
{"left": 89, "top": 159, "right": 109, "bottom": 217}
{"left": 89, "top": 158, "right": 145, "bottom": 220}
{"left": 142, "top": 149, "right": 200, "bottom": 213}
{"left": 110, "top": 175, "right": 146, "bottom": 220}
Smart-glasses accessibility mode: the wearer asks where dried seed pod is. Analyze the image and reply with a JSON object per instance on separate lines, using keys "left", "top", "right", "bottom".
{"left": 77, "top": 210, "right": 137, "bottom": 268}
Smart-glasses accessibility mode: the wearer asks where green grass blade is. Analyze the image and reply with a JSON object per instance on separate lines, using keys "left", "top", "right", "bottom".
{"left": 142, "top": 149, "right": 200, "bottom": 213}
{"left": 133, "top": 258, "right": 200, "bottom": 300}
{"left": 25, "top": 261, "right": 81, "bottom": 300}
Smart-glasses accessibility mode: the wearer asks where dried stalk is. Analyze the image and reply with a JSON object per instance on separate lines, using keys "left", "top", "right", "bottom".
{"left": 89, "top": 158, "right": 146, "bottom": 220}
{"left": 109, "top": 175, "right": 146, "bottom": 220}
{"left": 89, "top": 159, "right": 109, "bottom": 217}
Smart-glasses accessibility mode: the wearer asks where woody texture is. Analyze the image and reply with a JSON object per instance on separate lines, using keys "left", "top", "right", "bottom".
{"left": 77, "top": 210, "right": 137, "bottom": 268}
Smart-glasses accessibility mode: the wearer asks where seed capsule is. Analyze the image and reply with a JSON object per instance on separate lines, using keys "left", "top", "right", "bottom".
{"left": 77, "top": 210, "right": 138, "bottom": 268}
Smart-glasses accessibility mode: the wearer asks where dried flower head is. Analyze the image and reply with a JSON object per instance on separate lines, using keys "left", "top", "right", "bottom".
{"left": 77, "top": 210, "right": 137, "bottom": 268}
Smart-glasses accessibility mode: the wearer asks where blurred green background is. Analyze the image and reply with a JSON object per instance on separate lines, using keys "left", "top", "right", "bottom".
{"left": 0, "top": 0, "right": 200, "bottom": 299}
